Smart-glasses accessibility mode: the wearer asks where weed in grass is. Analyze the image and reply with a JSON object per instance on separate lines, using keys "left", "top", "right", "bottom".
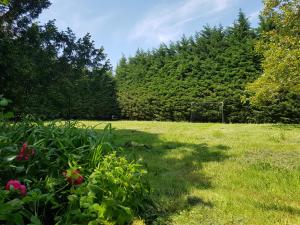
{"left": 269, "top": 131, "right": 287, "bottom": 142}
{"left": 211, "top": 130, "right": 224, "bottom": 138}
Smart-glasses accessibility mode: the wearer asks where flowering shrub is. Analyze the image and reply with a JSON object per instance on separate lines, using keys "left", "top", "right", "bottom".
{"left": 0, "top": 118, "right": 154, "bottom": 225}
{"left": 5, "top": 180, "right": 27, "bottom": 196}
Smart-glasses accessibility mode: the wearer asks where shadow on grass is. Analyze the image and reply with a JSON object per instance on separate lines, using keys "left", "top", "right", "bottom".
{"left": 257, "top": 202, "right": 300, "bottom": 216}
{"left": 96, "top": 128, "right": 230, "bottom": 224}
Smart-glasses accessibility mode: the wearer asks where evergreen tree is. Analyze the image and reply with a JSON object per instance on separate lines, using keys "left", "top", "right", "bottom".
{"left": 116, "top": 12, "right": 262, "bottom": 122}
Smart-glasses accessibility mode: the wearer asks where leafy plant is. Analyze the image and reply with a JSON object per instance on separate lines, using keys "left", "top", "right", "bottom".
{"left": 59, "top": 152, "right": 152, "bottom": 225}
{"left": 0, "top": 118, "right": 154, "bottom": 224}
{"left": 0, "top": 96, "right": 14, "bottom": 121}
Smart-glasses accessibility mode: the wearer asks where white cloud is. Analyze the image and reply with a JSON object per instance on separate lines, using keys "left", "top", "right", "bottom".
{"left": 39, "top": 0, "right": 113, "bottom": 38}
{"left": 129, "top": 0, "right": 234, "bottom": 44}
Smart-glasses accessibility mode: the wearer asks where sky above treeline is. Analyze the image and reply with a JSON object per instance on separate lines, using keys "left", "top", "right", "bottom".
{"left": 39, "top": 0, "right": 263, "bottom": 69}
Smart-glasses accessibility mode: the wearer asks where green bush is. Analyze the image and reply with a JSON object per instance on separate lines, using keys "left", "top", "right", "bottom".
{"left": 0, "top": 118, "right": 153, "bottom": 225}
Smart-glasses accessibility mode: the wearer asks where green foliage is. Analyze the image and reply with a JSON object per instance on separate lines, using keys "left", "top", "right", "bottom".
{"left": 62, "top": 153, "right": 151, "bottom": 225}
{"left": 116, "top": 9, "right": 299, "bottom": 123}
{"left": 0, "top": 119, "right": 153, "bottom": 224}
{"left": 0, "top": 96, "right": 14, "bottom": 121}
{"left": 116, "top": 12, "right": 261, "bottom": 122}
{"left": 1, "top": 0, "right": 299, "bottom": 124}
{"left": 0, "top": 1, "right": 119, "bottom": 120}
{"left": 0, "top": 0, "right": 10, "bottom": 5}
{"left": 247, "top": 0, "right": 300, "bottom": 107}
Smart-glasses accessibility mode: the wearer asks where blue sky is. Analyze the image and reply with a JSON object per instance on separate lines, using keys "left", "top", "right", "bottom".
{"left": 39, "top": 0, "right": 263, "bottom": 69}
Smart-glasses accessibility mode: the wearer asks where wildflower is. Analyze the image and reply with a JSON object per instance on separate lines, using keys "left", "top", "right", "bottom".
{"left": 5, "top": 179, "right": 27, "bottom": 196}
{"left": 63, "top": 169, "right": 84, "bottom": 185}
{"left": 17, "top": 142, "right": 35, "bottom": 161}
{"left": 16, "top": 143, "right": 27, "bottom": 160}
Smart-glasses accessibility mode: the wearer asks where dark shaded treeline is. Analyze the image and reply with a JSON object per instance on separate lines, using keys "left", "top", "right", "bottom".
{"left": 1, "top": 1, "right": 299, "bottom": 123}
{"left": 0, "top": 0, "right": 119, "bottom": 119}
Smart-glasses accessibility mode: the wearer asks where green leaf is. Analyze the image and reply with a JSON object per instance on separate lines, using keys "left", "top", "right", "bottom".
{"left": 29, "top": 215, "right": 42, "bottom": 225}
{"left": 3, "top": 111, "right": 14, "bottom": 119}
{"left": 16, "top": 166, "right": 25, "bottom": 173}
{"left": 0, "top": 98, "right": 8, "bottom": 106}
{"left": 5, "top": 155, "right": 17, "bottom": 162}
{"left": 88, "top": 184, "right": 104, "bottom": 199}
{"left": 13, "top": 213, "right": 24, "bottom": 225}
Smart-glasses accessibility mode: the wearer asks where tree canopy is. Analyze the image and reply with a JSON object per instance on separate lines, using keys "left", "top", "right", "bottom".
{"left": 116, "top": 12, "right": 262, "bottom": 122}
{"left": 247, "top": 0, "right": 300, "bottom": 105}
{"left": 0, "top": 0, "right": 299, "bottom": 123}
{"left": 0, "top": 0, "right": 119, "bottom": 119}
{"left": 242, "top": 0, "right": 300, "bottom": 123}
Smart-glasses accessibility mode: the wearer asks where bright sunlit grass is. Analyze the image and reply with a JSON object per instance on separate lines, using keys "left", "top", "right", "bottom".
{"left": 84, "top": 121, "right": 300, "bottom": 225}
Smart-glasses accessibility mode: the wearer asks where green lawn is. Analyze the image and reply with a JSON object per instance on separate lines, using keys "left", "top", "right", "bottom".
{"left": 83, "top": 121, "right": 300, "bottom": 225}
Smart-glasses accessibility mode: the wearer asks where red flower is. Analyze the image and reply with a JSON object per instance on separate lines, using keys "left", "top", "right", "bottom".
{"left": 17, "top": 143, "right": 35, "bottom": 161}
{"left": 16, "top": 143, "right": 27, "bottom": 160}
{"left": 5, "top": 180, "right": 27, "bottom": 196}
{"left": 63, "top": 169, "right": 84, "bottom": 185}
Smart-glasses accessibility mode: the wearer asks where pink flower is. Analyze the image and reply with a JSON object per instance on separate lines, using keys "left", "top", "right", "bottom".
{"left": 5, "top": 180, "right": 27, "bottom": 196}
{"left": 19, "top": 185, "right": 27, "bottom": 196}
{"left": 63, "top": 169, "right": 84, "bottom": 185}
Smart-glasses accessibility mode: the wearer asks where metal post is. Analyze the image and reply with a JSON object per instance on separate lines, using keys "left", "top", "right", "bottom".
{"left": 221, "top": 101, "right": 224, "bottom": 123}
{"left": 190, "top": 102, "right": 194, "bottom": 122}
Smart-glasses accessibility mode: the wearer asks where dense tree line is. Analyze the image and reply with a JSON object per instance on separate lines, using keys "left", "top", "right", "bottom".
{"left": 0, "top": 0, "right": 119, "bottom": 119}
{"left": 116, "top": 10, "right": 300, "bottom": 123}
{"left": 116, "top": 12, "right": 259, "bottom": 122}
{"left": 1, "top": 0, "right": 299, "bottom": 123}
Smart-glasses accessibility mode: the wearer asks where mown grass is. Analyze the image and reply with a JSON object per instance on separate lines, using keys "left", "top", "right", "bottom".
{"left": 82, "top": 121, "right": 300, "bottom": 225}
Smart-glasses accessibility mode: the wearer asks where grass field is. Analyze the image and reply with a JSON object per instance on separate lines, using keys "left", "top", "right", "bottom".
{"left": 83, "top": 121, "right": 300, "bottom": 225}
